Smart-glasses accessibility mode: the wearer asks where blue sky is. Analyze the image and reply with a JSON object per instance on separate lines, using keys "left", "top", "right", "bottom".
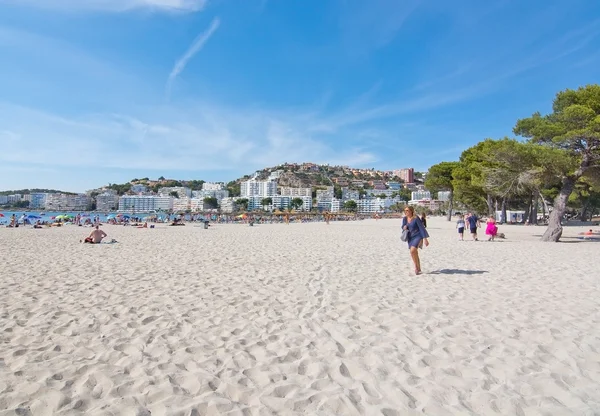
{"left": 0, "top": 0, "right": 599, "bottom": 192}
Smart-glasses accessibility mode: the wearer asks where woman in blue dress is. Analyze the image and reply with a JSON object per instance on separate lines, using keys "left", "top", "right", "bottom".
{"left": 402, "top": 206, "right": 430, "bottom": 275}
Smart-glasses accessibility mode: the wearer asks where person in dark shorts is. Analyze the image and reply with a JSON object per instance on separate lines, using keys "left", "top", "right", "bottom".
{"left": 466, "top": 212, "right": 480, "bottom": 241}
{"left": 456, "top": 214, "right": 465, "bottom": 240}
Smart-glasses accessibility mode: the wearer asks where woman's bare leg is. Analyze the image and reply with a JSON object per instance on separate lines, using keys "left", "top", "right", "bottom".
{"left": 410, "top": 246, "right": 421, "bottom": 274}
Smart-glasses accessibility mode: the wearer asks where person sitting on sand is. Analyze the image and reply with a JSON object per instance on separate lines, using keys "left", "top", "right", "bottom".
{"left": 83, "top": 225, "right": 107, "bottom": 244}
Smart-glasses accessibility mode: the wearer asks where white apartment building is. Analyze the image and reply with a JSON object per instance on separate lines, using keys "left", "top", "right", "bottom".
{"left": 318, "top": 197, "right": 342, "bottom": 213}
{"left": 240, "top": 179, "right": 277, "bottom": 198}
{"left": 158, "top": 186, "right": 192, "bottom": 198}
{"left": 202, "top": 182, "right": 225, "bottom": 191}
{"left": 190, "top": 198, "right": 205, "bottom": 212}
{"left": 172, "top": 197, "right": 191, "bottom": 212}
{"left": 280, "top": 187, "right": 312, "bottom": 197}
{"left": 246, "top": 195, "right": 312, "bottom": 212}
{"left": 411, "top": 190, "right": 431, "bottom": 201}
{"left": 342, "top": 188, "right": 360, "bottom": 201}
{"left": 192, "top": 189, "right": 229, "bottom": 200}
{"left": 219, "top": 197, "right": 237, "bottom": 213}
{"left": 316, "top": 187, "right": 334, "bottom": 202}
{"left": 118, "top": 195, "right": 173, "bottom": 212}
{"left": 356, "top": 197, "right": 391, "bottom": 214}
{"left": 29, "top": 193, "right": 48, "bottom": 209}
{"left": 367, "top": 189, "right": 396, "bottom": 197}
{"left": 7, "top": 194, "right": 22, "bottom": 204}
{"left": 273, "top": 195, "right": 312, "bottom": 211}
{"left": 45, "top": 194, "right": 91, "bottom": 211}
{"left": 95, "top": 192, "right": 118, "bottom": 211}
{"left": 0, "top": 195, "right": 8, "bottom": 205}
{"left": 437, "top": 191, "right": 451, "bottom": 201}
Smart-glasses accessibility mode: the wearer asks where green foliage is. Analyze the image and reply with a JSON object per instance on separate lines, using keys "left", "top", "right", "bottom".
{"left": 290, "top": 198, "right": 304, "bottom": 210}
{"left": 0, "top": 188, "right": 75, "bottom": 195}
{"left": 186, "top": 180, "right": 205, "bottom": 191}
{"left": 343, "top": 200, "right": 357, "bottom": 212}
{"left": 169, "top": 191, "right": 179, "bottom": 199}
{"left": 425, "top": 162, "right": 459, "bottom": 194}
{"left": 334, "top": 185, "right": 343, "bottom": 200}
{"left": 227, "top": 181, "right": 241, "bottom": 197}
{"left": 236, "top": 198, "right": 249, "bottom": 212}
{"left": 261, "top": 197, "right": 273, "bottom": 208}
{"left": 107, "top": 183, "right": 132, "bottom": 196}
{"left": 203, "top": 197, "right": 219, "bottom": 209}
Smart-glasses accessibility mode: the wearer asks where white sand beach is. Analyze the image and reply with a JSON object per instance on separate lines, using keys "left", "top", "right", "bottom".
{"left": 1, "top": 218, "right": 599, "bottom": 415}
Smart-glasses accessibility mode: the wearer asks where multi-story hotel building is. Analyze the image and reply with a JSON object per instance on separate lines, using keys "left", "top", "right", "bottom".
{"left": 45, "top": 194, "right": 92, "bottom": 211}
{"left": 202, "top": 182, "right": 225, "bottom": 191}
{"left": 279, "top": 187, "right": 312, "bottom": 197}
{"left": 240, "top": 178, "right": 277, "bottom": 198}
{"left": 118, "top": 195, "right": 173, "bottom": 212}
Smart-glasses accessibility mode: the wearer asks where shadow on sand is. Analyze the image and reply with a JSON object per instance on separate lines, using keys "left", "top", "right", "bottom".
{"left": 429, "top": 269, "right": 489, "bottom": 275}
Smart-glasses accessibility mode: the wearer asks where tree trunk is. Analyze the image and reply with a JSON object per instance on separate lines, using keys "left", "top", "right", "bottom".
{"left": 542, "top": 155, "right": 591, "bottom": 241}
{"left": 446, "top": 196, "right": 453, "bottom": 221}
{"left": 580, "top": 201, "right": 590, "bottom": 222}
{"left": 539, "top": 191, "right": 548, "bottom": 220}
{"left": 501, "top": 198, "right": 507, "bottom": 224}
{"left": 531, "top": 196, "right": 539, "bottom": 225}
{"left": 541, "top": 177, "right": 577, "bottom": 241}
{"left": 486, "top": 194, "right": 494, "bottom": 216}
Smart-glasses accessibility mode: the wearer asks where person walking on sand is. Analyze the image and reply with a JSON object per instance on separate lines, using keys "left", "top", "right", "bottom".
{"left": 83, "top": 225, "right": 107, "bottom": 244}
{"left": 420, "top": 212, "right": 427, "bottom": 228}
{"left": 402, "top": 206, "right": 429, "bottom": 275}
{"left": 466, "top": 212, "right": 480, "bottom": 241}
{"left": 485, "top": 217, "right": 498, "bottom": 241}
{"left": 456, "top": 214, "right": 465, "bottom": 240}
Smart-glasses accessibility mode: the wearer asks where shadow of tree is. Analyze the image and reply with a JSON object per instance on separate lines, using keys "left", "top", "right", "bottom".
{"left": 429, "top": 269, "right": 489, "bottom": 275}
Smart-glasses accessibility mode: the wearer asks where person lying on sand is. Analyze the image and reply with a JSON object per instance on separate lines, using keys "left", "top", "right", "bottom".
{"left": 83, "top": 225, "right": 107, "bottom": 244}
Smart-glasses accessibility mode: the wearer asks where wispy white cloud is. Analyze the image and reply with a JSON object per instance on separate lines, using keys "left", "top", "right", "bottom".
{"left": 166, "top": 17, "right": 220, "bottom": 99}
{"left": 0, "top": 0, "right": 208, "bottom": 12}
{"left": 0, "top": 101, "right": 376, "bottom": 178}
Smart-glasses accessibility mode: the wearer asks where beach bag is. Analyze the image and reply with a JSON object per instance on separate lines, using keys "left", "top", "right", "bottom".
{"left": 401, "top": 229, "right": 409, "bottom": 242}
{"left": 401, "top": 218, "right": 409, "bottom": 242}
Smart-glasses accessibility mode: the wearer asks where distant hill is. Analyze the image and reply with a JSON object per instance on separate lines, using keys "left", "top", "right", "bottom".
{"left": 225, "top": 162, "right": 420, "bottom": 197}
{"left": 0, "top": 189, "right": 75, "bottom": 195}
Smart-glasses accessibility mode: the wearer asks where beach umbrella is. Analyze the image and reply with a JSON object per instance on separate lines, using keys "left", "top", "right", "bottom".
{"left": 106, "top": 214, "right": 116, "bottom": 219}
{"left": 26, "top": 215, "right": 41, "bottom": 220}
{"left": 0, "top": 213, "right": 4, "bottom": 217}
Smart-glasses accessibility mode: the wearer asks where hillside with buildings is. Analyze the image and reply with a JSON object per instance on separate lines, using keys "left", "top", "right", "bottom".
{"left": 0, "top": 162, "right": 451, "bottom": 215}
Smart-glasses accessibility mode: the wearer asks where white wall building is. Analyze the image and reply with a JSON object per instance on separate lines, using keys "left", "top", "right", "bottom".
{"left": 45, "top": 194, "right": 91, "bottom": 211}
{"left": 95, "top": 192, "right": 119, "bottom": 211}
{"left": 367, "top": 189, "right": 396, "bottom": 197}
{"left": 0, "top": 195, "right": 8, "bottom": 205}
{"left": 29, "top": 193, "right": 48, "bottom": 209}
{"left": 202, "top": 182, "right": 225, "bottom": 191}
{"left": 219, "top": 197, "right": 238, "bottom": 213}
{"left": 411, "top": 190, "right": 431, "bottom": 201}
{"left": 192, "top": 189, "right": 229, "bottom": 200}
{"left": 437, "top": 191, "right": 451, "bottom": 201}
{"left": 190, "top": 198, "right": 205, "bottom": 212}
{"left": 356, "top": 198, "right": 388, "bottom": 214}
{"left": 280, "top": 187, "right": 312, "bottom": 197}
{"left": 240, "top": 179, "right": 277, "bottom": 198}
{"left": 341, "top": 188, "right": 360, "bottom": 201}
{"left": 7, "top": 194, "right": 22, "bottom": 204}
{"left": 118, "top": 195, "right": 173, "bottom": 213}
{"left": 158, "top": 187, "right": 191, "bottom": 198}
{"left": 172, "top": 197, "right": 191, "bottom": 212}
{"left": 318, "top": 197, "right": 342, "bottom": 212}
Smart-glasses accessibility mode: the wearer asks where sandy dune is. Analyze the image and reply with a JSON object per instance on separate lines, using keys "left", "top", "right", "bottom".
{"left": 1, "top": 218, "right": 599, "bottom": 415}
